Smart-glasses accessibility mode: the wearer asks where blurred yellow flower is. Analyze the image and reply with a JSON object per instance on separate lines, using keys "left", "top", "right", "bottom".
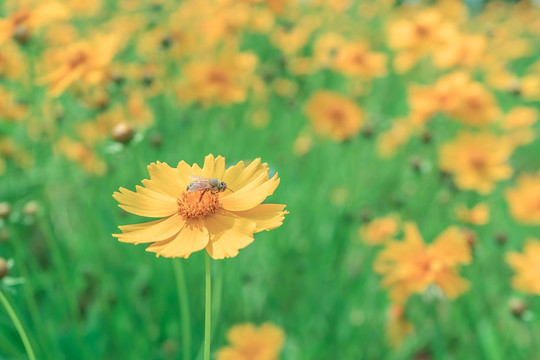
{"left": 360, "top": 215, "right": 399, "bottom": 246}
{"left": 0, "top": 2, "right": 70, "bottom": 44}
{"left": 505, "top": 172, "right": 540, "bottom": 225}
{"left": 305, "top": 90, "right": 364, "bottom": 142}
{"left": 374, "top": 223, "right": 472, "bottom": 304}
{"left": 333, "top": 41, "right": 387, "bottom": 78}
{"left": 438, "top": 132, "right": 513, "bottom": 194}
{"left": 506, "top": 238, "right": 540, "bottom": 295}
{"left": 216, "top": 323, "right": 285, "bottom": 360}
{"left": 41, "top": 34, "right": 122, "bottom": 97}
{"left": 177, "top": 53, "right": 257, "bottom": 106}
{"left": 447, "top": 83, "right": 499, "bottom": 126}
{"left": 113, "top": 155, "right": 287, "bottom": 259}
{"left": 502, "top": 106, "right": 538, "bottom": 147}
{"left": 455, "top": 203, "right": 490, "bottom": 225}
{"left": 377, "top": 118, "right": 414, "bottom": 158}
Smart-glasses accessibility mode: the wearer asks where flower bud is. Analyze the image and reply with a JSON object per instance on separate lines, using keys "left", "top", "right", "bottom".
{"left": 0, "top": 202, "right": 11, "bottom": 219}
{"left": 112, "top": 123, "right": 135, "bottom": 144}
{"left": 0, "top": 258, "right": 8, "bottom": 280}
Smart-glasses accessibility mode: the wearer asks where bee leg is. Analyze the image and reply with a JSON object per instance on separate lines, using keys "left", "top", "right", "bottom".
{"left": 198, "top": 189, "right": 208, "bottom": 202}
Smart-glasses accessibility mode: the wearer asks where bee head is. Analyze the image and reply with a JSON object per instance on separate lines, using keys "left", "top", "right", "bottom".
{"left": 219, "top": 181, "right": 227, "bottom": 192}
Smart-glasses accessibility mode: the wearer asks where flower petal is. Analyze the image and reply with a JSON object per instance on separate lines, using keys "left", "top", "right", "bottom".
{"left": 220, "top": 173, "right": 280, "bottom": 212}
{"left": 113, "top": 213, "right": 185, "bottom": 244}
{"left": 145, "top": 219, "right": 209, "bottom": 258}
{"left": 201, "top": 154, "right": 226, "bottom": 179}
{"left": 204, "top": 212, "right": 256, "bottom": 259}
{"left": 113, "top": 186, "right": 177, "bottom": 217}
{"left": 229, "top": 204, "right": 288, "bottom": 232}
{"left": 141, "top": 161, "right": 188, "bottom": 199}
{"left": 222, "top": 158, "right": 268, "bottom": 191}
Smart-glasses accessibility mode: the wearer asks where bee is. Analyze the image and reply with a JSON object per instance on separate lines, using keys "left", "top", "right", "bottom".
{"left": 186, "top": 175, "right": 230, "bottom": 201}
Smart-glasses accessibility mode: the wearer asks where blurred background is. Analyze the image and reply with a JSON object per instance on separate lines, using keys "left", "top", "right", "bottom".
{"left": 1, "top": 0, "right": 540, "bottom": 359}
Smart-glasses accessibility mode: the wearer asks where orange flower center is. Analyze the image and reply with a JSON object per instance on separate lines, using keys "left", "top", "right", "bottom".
{"left": 328, "top": 108, "right": 346, "bottom": 124}
{"left": 207, "top": 70, "right": 228, "bottom": 85}
{"left": 69, "top": 51, "right": 89, "bottom": 69}
{"left": 469, "top": 153, "right": 486, "bottom": 170}
{"left": 177, "top": 191, "right": 220, "bottom": 219}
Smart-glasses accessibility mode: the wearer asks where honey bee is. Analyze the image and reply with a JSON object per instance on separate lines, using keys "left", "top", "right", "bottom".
{"left": 186, "top": 175, "right": 230, "bottom": 200}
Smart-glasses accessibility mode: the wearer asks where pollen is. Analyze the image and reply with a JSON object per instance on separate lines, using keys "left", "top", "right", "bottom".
{"left": 177, "top": 191, "right": 220, "bottom": 219}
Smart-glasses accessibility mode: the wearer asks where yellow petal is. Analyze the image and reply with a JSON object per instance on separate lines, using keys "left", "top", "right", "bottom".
{"left": 204, "top": 212, "right": 256, "bottom": 259}
{"left": 223, "top": 158, "right": 267, "bottom": 191}
{"left": 113, "top": 213, "right": 185, "bottom": 244}
{"left": 229, "top": 203, "right": 288, "bottom": 232}
{"left": 145, "top": 219, "right": 209, "bottom": 258}
{"left": 201, "top": 154, "right": 226, "bottom": 179}
{"left": 220, "top": 174, "right": 280, "bottom": 212}
{"left": 113, "top": 186, "right": 177, "bottom": 217}
{"left": 141, "top": 161, "right": 188, "bottom": 199}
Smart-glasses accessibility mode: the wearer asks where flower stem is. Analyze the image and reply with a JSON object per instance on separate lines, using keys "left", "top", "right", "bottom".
{"left": 173, "top": 260, "right": 191, "bottom": 360}
{"left": 204, "top": 253, "right": 212, "bottom": 360}
{"left": 0, "top": 290, "right": 36, "bottom": 360}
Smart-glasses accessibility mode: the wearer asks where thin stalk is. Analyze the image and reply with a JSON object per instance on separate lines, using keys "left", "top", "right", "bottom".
{"left": 173, "top": 260, "right": 192, "bottom": 360}
{"left": 0, "top": 290, "right": 37, "bottom": 360}
{"left": 204, "top": 253, "right": 212, "bottom": 360}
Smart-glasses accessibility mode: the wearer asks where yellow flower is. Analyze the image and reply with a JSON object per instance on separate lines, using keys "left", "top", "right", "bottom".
{"left": 360, "top": 215, "right": 399, "bottom": 246}
{"left": 433, "top": 34, "right": 486, "bottom": 69}
{"left": 502, "top": 106, "right": 538, "bottom": 147}
{"left": 177, "top": 52, "right": 257, "bottom": 106}
{"left": 438, "top": 132, "right": 513, "bottom": 194}
{"left": 113, "top": 155, "right": 287, "bottom": 259}
{"left": 0, "top": 2, "right": 70, "bottom": 44}
{"left": 216, "top": 323, "right": 285, "bottom": 360}
{"left": 506, "top": 238, "right": 540, "bottom": 295}
{"left": 41, "top": 34, "right": 122, "bottom": 97}
{"left": 333, "top": 41, "right": 387, "bottom": 78}
{"left": 455, "top": 203, "right": 489, "bottom": 225}
{"left": 447, "top": 83, "right": 500, "bottom": 126}
{"left": 505, "top": 172, "right": 540, "bottom": 225}
{"left": 376, "top": 118, "right": 414, "bottom": 158}
{"left": 374, "top": 223, "right": 472, "bottom": 304}
{"left": 304, "top": 90, "right": 364, "bottom": 142}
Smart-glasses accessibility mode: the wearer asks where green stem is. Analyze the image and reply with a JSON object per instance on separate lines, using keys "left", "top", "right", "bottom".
{"left": 204, "top": 253, "right": 212, "bottom": 360}
{"left": 173, "top": 260, "right": 192, "bottom": 360}
{"left": 0, "top": 290, "right": 37, "bottom": 360}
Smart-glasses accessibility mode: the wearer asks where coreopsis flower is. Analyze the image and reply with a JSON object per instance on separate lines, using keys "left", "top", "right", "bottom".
{"left": 433, "top": 34, "right": 486, "bottom": 69}
{"left": 360, "top": 215, "right": 399, "bottom": 246}
{"left": 333, "top": 41, "right": 387, "bottom": 78}
{"left": 505, "top": 172, "right": 540, "bottom": 225}
{"left": 506, "top": 238, "right": 540, "bottom": 295}
{"left": 374, "top": 223, "right": 472, "bottom": 304}
{"left": 438, "top": 132, "right": 513, "bottom": 194}
{"left": 41, "top": 34, "right": 122, "bottom": 97}
{"left": 113, "top": 155, "right": 287, "bottom": 259}
{"left": 56, "top": 137, "right": 106, "bottom": 175}
{"left": 216, "top": 323, "right": 285, "bottom": 360}
{"left": 312, "top": 33, "right": 346, "bottom": 68}
{"left": 304, "top": 90, "right": 364, "bottom": 142}
{"left": 177, "top": 52, "right": 257, "bottom": 106}
{"left": 447, "top": 83, "right": 500, "bottom": 126}
{"left": 502, "top": 106, "right": 538, "bottom": 147}
{"left": 0, "top": 2, "right": 70, "bottom": 44}
{"left": 386, "top": 304, "right": 414, "bottom": 348}
{"left": 455, "top": 203, "right": 489, "bottom": 225}
{"left": 0, "top": 43, "right": 26, "bottom": 80}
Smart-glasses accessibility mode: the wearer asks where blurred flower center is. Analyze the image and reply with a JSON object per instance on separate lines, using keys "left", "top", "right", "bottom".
{"left": 469, "top": 153, "right": 486, "bottom": 170}
{"left": 207, "top": 70, "right": 229, "bottom": 85}
{"left": 69, "top": 51, "right": 89, "bottom": 69}
{"left": 177, "top": 191, "right": 220, "bottom": 219}
{"left": 328, "top": 108, "right": 346, "bottom": 124}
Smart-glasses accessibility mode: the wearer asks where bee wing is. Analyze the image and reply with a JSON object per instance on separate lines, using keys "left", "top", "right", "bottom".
{"left": 187, "top": 180, "right": 212, "bottom": 192}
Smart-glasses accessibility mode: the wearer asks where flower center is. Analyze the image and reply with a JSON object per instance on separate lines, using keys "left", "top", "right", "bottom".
{"left": 177, "top": 191, "right": 220, "bottom": 219}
